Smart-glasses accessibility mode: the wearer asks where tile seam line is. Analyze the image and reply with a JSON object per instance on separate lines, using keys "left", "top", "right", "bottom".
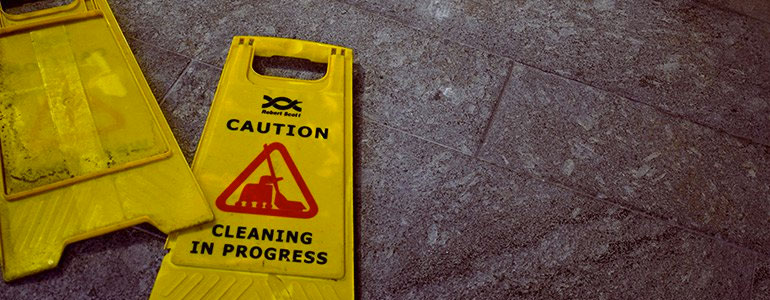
{"left": 360, "top": 115, "right": 469, "bottom": 155}
{"left": 361, "top": 119, "right": 769, "bottom": 259}
{"left": 127, "top": 37, "right": 195, "bottom": 61}
{"left": 551, "top": 178, "right": 770, "bottom": 260}
{"left": 186, "top": 57, "right": 223, "bottom": 71}
{"left": 367, "top": 113, "right": 770, "bottom": 259}
{"left": 125, "top": 37, "right": 195, "bottom": 104}
{"left": 159, "top": 59, "right": 194, "bottom": 105}
{"left": 332, "top": 0, "right": 770, "bottom": 150}
{"left": 473, "top": 62, "right": 515, "bottom": 158}
{"left": 513, "top": 60, "right": 769, "bottom": 148}
{"left": 476, "top": 154, "right": 770, "bottom": 261}
{"left": 694, "top": 0, "right": 770, "bottom": 26}
{"left": 128, "top": 39, "right": 194, "bottom": 102}
{"left": 127, "top": 37, "right": 224, "bottom": 71}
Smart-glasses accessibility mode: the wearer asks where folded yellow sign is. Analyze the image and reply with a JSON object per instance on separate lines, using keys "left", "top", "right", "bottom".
{"left": 151, "top": 36, "right": 355, "bottom": 299}
{"left": 0, "top": 0, "right": 212, "bottom": 281}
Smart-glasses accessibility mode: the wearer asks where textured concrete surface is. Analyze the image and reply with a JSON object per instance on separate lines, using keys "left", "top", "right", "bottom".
{"left": 343, "top": 0, "right": 770, "bottom": 146}
{"left": 479, "top": 64, "right": 770, "bottom": 254}
{"left": 1, "top": 0, "right": 769, "bottom": 299}
{"left": 756, "top": 261, "right": 770, "bottom": 300}
{"left": 701, "top": 0, "right": 770, "bottom": 24}
{"left": 358, "top": 120, "right": 756, "bottom": 299}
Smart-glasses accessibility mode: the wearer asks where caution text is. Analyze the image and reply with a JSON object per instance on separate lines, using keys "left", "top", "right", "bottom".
{"left": 226, "top": 119, "right": 328, "bottom": 139}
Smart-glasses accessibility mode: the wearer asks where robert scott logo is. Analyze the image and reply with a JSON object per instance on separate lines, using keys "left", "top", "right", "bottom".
{"left": 261, "top": 95, "right": 302, "bottom": 118}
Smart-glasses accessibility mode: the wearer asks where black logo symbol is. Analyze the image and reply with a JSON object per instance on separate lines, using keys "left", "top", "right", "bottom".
{"left": 263, "top": 95, "right": 302, "bottom": 112}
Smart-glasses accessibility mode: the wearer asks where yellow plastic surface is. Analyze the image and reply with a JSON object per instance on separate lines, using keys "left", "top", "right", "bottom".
{"left": 0, "top": 0, "right": 212, "bottom": 281}
{"left": 151, "top": 36, "right": 354, "bottom": 299}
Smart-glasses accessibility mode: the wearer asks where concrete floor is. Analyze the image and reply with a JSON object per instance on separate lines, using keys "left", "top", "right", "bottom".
{"left": 1, "top": 0, "right": 769, "bottom": 299}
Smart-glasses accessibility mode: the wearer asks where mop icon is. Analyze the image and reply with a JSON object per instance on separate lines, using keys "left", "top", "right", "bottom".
{"left": 216, "top": 142, "right": 318, "bottom": 219}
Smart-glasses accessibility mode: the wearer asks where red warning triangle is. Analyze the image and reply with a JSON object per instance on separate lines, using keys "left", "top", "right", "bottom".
{"left": 216, "top": 142, "right": 318, "bottom": 218}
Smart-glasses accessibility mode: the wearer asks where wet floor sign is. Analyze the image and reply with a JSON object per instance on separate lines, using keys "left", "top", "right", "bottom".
{"left": 0, "top": 0, "right": 212, "bottom": 280}
{"left": 150, "top": 37, "right": 354, "bottom": 299}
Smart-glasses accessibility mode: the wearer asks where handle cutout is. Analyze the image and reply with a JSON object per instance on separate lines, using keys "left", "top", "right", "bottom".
{"left": 1, "top": 0, "right": 74, "bottom": 15}
{"left": 252, "top": 54, "right": 328, "bottom": 81}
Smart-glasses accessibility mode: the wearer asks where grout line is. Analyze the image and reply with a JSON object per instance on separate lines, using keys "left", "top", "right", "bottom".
{"left": 159, "top": 60, "right": 193, "bottom": 101}
{"left": 127, "top": 37, "right": 224, "bottom": 70}
{"left": 192, "top": 59, "right": 223, "bottom": 70}
{"left": 477, "top": 154, "right": 770, "bottom": 260}
{"left": 473, "top": 62, "right": 514, "bottom": 158}
{"left": 333, "top": 0, "right": 770, "bottom": 151}
{"left": 159, "top": 59, "right": 194, "bottom": 105}
{"left": 360, "top": 119, "right": 770, "bottom": 260}
{"left": 127, "top": 36, "right": 196, "bottom": 61}
{"left": 125, "top": 36, "right": 195, "bottom": 104}
{"left": 694, "top": 0, "right": 770, "bottom": 26}
{"left": 131, "top": 226, "right": 167, "bottom": 241}
{"left": 127, "top": 36, "right": 224, "bottom": 70}
{"left": 361, "top": 115, "right": 470, "bottom": 155}
{"left": 511, "top": 59, "right": 767, "bottom": 148}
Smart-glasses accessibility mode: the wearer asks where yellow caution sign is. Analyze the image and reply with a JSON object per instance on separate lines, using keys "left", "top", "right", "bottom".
{"left": 151, "top": 36, "right": 354, "bottom": 299}
{"left": 0, "top": 0, "right": 212, "bottom": 281}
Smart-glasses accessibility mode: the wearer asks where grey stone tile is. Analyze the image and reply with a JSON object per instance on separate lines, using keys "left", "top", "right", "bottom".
{"left": 479, "top": 64, "right": 770, "bottom": 254}
{"left": 109, "top": 0, "right": 511, "bottom": 153}
{"left": 700, "top": 0, "right": 770, "bottom": 24}
{"left": 160, "top": 61, "right": 221, "bottom": 163}
{"left": 109, "top": 0, "right": 205, "bottom": 61}
{"left": 0, "top": 229, "right": 164, "bottom": 299}
{"left": 755, "top": 261, "right": 770, "bottom": 300}
{"left": 358, "top": 119, "right": 756, "bottom": 299}
{"left": 126, "top": 38, "right": 191, "bottom": 99}
{"left": 343, "top": 0, "right": 770, "bottom": 146}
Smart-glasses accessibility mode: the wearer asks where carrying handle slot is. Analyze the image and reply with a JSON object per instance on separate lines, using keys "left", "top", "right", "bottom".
{"left": 252, "top": 54, "right": 328, "bottom": 81}
{"left": 233, "top": 36, "right": 350, "bottom": 86}
{"left": 0, "top": 0, "right": 96, "bottom": 30}
{"left": 1, "top": 0, "right": 75, "bottom": 16}
{"left": 240, "top": 36, "right": 334, "bottom": 64}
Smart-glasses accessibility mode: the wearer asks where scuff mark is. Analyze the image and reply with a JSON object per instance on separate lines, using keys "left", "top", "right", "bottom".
{"left": 742, "top": 161, "right": 757, "bottom": 178}
{"left": 631, "top": 164, "right": 652, "bottom": 179}
{"left": 562, "top": 159, "right": 576, "bottom": 176}
{"left": 427, "top": 223, "right": 439, "bottom": 245}
{"left": 643, "top": 151, "right": 662, "bottom": 162}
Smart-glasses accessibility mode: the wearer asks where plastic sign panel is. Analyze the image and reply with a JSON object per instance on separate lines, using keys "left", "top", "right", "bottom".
{"left": 151, "top": 36, "right": 354, "bottom": 299}
{"left": 0, "top": 0, "right": 213, "bottom": 281}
